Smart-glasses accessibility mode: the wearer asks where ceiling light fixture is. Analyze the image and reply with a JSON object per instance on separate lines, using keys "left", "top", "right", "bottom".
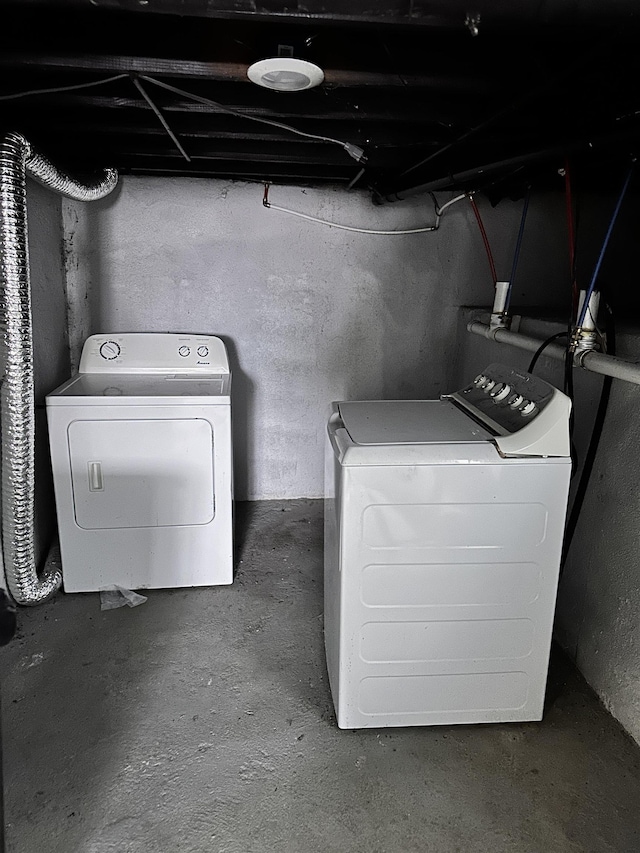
{"left": 247, "top": 57, "right": 324, "bottom": 92}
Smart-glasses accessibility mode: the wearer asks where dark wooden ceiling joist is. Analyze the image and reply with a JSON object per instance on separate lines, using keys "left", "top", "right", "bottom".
{"left": 38, "top": 94, "right": 461, "bottom": 130}
{"left": 114, "top": 154, "right": 357, "bottom": 182}
{"left": 0, "top": 53, "right": 499, "bottom": 93}
{"left": 3, "top": 1, "right": 640, "bottom": 194}
{"left": 17, "top": 0, "right": 640, "bottom": 29}
{"left": 12, "top": 113, "right": 450, "bottom": 152}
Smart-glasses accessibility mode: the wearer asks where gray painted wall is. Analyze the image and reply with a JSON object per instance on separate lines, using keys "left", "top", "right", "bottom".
{"left": 62, "top": 177, "right": 567, "bottom": 500}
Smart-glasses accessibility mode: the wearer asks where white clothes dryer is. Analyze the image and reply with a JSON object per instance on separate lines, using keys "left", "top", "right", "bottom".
{"left": 46, "top": 333, "right": 233, "bottom": 592}
{"left": 324, "top": 364, "right": 572, "bottom": 729}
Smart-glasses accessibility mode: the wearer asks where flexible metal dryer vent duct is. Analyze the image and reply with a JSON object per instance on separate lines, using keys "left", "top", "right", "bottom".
{"left": 0, "top": 132, "right": 117, "bottom": 605}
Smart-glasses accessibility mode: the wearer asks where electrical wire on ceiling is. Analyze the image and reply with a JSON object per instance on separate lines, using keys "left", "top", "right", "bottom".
{"left": 0, "top": 74, "right": 131, "bottom": 101}
{"left": 0, "top": 71, "right": 368, "bottom": 167}
{"left": 262, "top": 183, "right": 467, "bottom": 234}
{"left": 138, "top": 75, "right": 368, "bottom": 165}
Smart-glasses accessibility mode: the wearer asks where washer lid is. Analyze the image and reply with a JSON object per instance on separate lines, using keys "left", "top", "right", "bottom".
{"left": 337, "top": 400, "right": 493, "bottom": 445}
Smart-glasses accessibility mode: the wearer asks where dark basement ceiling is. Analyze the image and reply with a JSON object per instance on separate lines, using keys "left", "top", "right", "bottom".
{"left": 2, "top": 1, "right": 640, "bottom": 200}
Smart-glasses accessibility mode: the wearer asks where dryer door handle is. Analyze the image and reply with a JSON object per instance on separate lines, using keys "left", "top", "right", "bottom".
{"left": 88, "top": 461, "right": 104, "bottom": 492}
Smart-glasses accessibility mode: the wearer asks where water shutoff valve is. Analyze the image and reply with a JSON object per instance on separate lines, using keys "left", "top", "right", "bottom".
{"left": 573, "top": 290, "right": 602, "bottom": 353}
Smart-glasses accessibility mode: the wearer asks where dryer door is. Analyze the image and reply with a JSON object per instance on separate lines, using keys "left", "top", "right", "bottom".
{"left": 67, "top": 419, "right": 214, "bottom": 529}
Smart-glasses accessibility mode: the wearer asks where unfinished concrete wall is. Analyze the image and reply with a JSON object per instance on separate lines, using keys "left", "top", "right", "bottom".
{"left": 454, "top": 309, "right": 640, "bottom": 745}
{"left": 62, "top": 177, "right": 567, "bottom": 500}
{"left": 452, "top": 185, "right": 640, "bottom": 744}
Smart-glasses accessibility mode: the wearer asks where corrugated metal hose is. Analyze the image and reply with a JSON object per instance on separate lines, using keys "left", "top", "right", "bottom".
{"left": 0, "top": 131, "right": 117, "bottom": 605}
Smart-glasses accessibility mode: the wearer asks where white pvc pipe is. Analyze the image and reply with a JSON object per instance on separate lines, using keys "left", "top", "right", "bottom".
{"left": 490, "top": 281, "right": 511, "bottom": 329}
{"left": 577, "top": 289, "right": 600, "bottom": 333}
{"left": 579, "top": 349, "right": 640, "bottom": 383}
{"left": 467, "top": 321, "right": 568, "bottom": 358}
{"left": 492, "top": 282, "right": 510, "bottom": 316}
{"left": 467, "top": 320, "right": 640, "bottom": 386}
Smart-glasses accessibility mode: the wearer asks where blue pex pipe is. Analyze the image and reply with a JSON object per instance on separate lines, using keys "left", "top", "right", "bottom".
{"left": 505, "top": 188, "right": 531, "bottom": 313}
{"left": 577, "top": 165, "right": 634, "bottom": 329}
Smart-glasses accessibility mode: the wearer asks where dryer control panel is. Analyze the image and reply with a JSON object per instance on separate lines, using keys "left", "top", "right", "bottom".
{"left": 79, "top": 333, "right": 229, "bottom": 374}
{"left": 444, "top": 363, "right": 571, "bottom": 458}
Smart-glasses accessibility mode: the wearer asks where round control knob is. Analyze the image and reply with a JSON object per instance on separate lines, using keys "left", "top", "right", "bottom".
{"left": 508, "top": 394, "right": 524, "bottom": 409}
{"left": 178, "top": 345, "right": 191, "bottom": 357}
{"left": 490, "top": 382, "right": 511, "bottom": 402}
{"left": 520, "top": 400, "right": 537, "bottom": 417}
{"left": 481, "top": 379, "right": 496, "bottom": 392}
{"left": 99, "top": 340, "right": 121, "bottom": 360}
{"left": 473, "top": 374, "right": 487, "bottom": 386}
{"left": 197, "top": 345, "right": 209, "bottom": 358}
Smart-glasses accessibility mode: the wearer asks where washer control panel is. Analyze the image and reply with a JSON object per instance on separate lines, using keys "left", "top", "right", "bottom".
{"left": 79, "top": 333, "right": 229, "bottom": 374}
{"left": 458, "top": 366, "right": 555, "bottom": 431}
{"left": 445, "top": 363, "right": 571, "bottom": 457}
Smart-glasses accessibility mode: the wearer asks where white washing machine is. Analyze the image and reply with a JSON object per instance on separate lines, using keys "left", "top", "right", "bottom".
{"left": 46, "top": 333, "right": 233, "bottom": 592}
{"left": 324, "top": 364, "right": 572, "bottom": 729}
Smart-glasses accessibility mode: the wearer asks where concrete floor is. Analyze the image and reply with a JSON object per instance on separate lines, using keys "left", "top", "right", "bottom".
{"left": 2, "top": 500, "right": 640, "bottom": 853}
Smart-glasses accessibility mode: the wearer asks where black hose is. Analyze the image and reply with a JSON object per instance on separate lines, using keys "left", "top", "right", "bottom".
{"left": 561, "top": 303, "right": 615, "bottom": 571}
{"left": 527, "top": 331, "right": 568, "bottom": 374}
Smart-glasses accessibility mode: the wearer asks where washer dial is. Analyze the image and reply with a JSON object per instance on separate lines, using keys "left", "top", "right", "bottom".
{"left": 99, "top": 341, "right": 121, "bottom": 360}
{"left": 520, "top": 401, "right": 538, "bottom": 417}
{"left": 490, "top": 382, "right": 511, "bottom": 402}
{"left": 508, "top": 394, "right": 524, "bottom": 409}
{"left": 178, "top": 345, "right": 191, "bottom": 357}
{"left": 197, "top": 345, "right": 209, "bottom": 358}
